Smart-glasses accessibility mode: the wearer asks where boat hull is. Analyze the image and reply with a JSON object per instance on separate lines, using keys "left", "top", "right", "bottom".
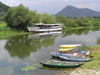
{"left": 51, "top": 51, "right": 90, "bottom": 58}
{"left": 29, "top": 30, "right": 61, "bottom": 33}
{"left": 27, "top": 27, "right": 62, "bottom": 33}
{"left": 59, "top": 56, "right": 92, "bottom": 62}
{"left": 40, "top": 61, "right": 83, "bottom": 68}
{"left": 80, "top": 51, "right": 90, "bottom": 56}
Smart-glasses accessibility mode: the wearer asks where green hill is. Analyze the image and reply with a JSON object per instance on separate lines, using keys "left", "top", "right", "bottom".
{"left": 0, "top": 1, "right": 10, "bottom": 17}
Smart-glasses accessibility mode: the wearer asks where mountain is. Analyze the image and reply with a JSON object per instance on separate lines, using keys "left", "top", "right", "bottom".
{"left": 55, "top": 5, "right": 100, "bottom": 18}
{"left": 0, "top": 1, "right": 10, "bottom": 17}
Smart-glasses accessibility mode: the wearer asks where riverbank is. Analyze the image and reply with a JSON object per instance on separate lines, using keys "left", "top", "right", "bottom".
{"left": 0, "top": 22, "right": 29, "bottom": 39}
{"left": 67, "top": 46, "right": 100, "bottom": 75}
{"left": 69, "top": 68, "right": 100, "bottom": 75}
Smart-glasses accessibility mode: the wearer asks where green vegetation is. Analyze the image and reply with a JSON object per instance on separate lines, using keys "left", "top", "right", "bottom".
{"left": 55, "top": 14, "right": 100, "bottom": 28}
{"left": 81, "top": 46, "right": 100, "bottom": 70}
{"left": 0, "top": 1, "right": 9, "bottom": 17}
{"left": 1, "top": 2, "right": 100, "bottom": 32}
{"left": 21, "top": 63, "right": 41, "bottom": 71}
{"left": 0, "top": 2, "right": 100, "bottom": 42}
{"left": 0, "top": 22, "right": 28, "bottom": 39}
{"left": 4, "top": 4, "right": 55, "bottom": 31}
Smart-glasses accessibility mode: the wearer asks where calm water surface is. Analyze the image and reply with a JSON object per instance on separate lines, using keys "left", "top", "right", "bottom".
{"left": 0, "top": 28, "right": 100, "bottom": 75}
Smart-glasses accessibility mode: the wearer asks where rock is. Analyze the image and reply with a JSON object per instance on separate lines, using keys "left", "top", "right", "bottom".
{"left": 64, "top": 71, "right": 66, "bottom": 73}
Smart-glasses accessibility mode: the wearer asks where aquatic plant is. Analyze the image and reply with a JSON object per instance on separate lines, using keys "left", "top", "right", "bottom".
{"left": 21, "top": 63, "right": 41, "bottom": 72}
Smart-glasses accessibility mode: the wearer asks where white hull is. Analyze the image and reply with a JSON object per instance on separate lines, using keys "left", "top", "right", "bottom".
{"left": 27, "top": 27, "right": 62, "bottom": 33}
{"left": 85, "top": 51, "right": 90, "bottom": 55}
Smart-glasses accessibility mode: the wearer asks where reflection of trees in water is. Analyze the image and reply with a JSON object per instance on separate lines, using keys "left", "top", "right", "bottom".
{"left": 97, "top": 38, "right": 100, "bottom": 45}
{"left": 4, "top": 34, "right": 55, "bottom": 59}
{"left": 62, "top": 28, "right": 100, "bottom": 37}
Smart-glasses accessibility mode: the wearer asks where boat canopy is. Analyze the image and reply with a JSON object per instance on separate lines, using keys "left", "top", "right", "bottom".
{"left": 60, "top": 44, "right": 81, "bottom": 46}
{"left": 34, "top": 23, "right": 62, "bottom": 26}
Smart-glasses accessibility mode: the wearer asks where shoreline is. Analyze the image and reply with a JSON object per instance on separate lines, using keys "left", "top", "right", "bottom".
{"left": 69, "top": 68, "right": 100, "bottom": 75}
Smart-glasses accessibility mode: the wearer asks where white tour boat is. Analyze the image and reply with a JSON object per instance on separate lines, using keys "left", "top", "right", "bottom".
{"left": 27, "top": 23, "right": 62, "bottom": 33}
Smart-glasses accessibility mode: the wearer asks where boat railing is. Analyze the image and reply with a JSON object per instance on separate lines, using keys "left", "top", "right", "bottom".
{"left": 27, "top": 27, "right": 40, "bottom": 31}
{"left": 51, "top": 26, "right": 62, "bottom": 28}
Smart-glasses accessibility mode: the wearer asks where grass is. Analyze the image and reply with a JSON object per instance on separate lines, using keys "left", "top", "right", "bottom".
{"left": 0, "top": 22, "right": 28, "bottom": 39}
{"left": 81, "top": 46, "right": 100, "bottom": 70}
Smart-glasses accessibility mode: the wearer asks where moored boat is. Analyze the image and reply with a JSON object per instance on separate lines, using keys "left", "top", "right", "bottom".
{"left": 27, "top": 23, "right": 62, "bottom": 33}
{"left": 51, "top": 60, "right": 83, "bottom": 63}
{"left": 40, "top": 60, "right": 84, "bottom": 68}
{"left": 51, "top": 50, "right": 90, "bottom": 58}
{"left": 59, "top": 56, "right": 93, "bottom": 62}
{"left": 51, "top": 52, "right": 85, "bottom": 58}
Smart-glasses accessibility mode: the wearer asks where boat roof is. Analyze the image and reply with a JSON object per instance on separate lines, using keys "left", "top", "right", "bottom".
{"left": 34, "top": 23, "right": 62, "bottom": 26}
{"left": 60, "top": 44, "right": 81, "bottom": 46}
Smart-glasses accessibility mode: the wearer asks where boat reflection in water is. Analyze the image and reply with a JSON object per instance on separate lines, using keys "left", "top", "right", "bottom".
{"left": 28, "top": 31, "right": 62, "bottom": 40}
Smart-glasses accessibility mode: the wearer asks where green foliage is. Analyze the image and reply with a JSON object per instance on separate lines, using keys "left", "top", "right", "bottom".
{"left": 0, "top": 22, "right": 29, "bottom": 40}
{"left": 42, "top": 13, "right": 55, "bottom": 24}
{"left": 82, "top": 51, "right": 100, "bottom": 69}
{"left": 75, "top": 17, "right": 89, "bottom": 27}
{"left": 65, "top": 22, "right": 79, "bottom": 27}
{"left": 80, "top": 46, "right": 100, "bottom": 69}
{"left": 4, "top": 4, "right": 30, "bottom": 31}
{"left": 21, "top": 63, "right": 41, "bottom": 71}
{"left": 0, "top": 22, "right": 11, "bottom": 31}
{"left": 56, "top": 14, "right": 100, "bottom": 28}
{"left": 92, "top": 19, "right": 100, "bottom": 27}
{"left": 27, "top": 10, "right": 40, "bottom": 26}
{"left": 56, "top": 14, "right": 67, "bottom": 23}
{"left": 4, "top": 4, "right": 56, "bottom": 30}
{"left": 0, "top": 1, "right": 10, "bottom": 17}
{"left": 55, "top": 14, "right": 100, "bottom": 28}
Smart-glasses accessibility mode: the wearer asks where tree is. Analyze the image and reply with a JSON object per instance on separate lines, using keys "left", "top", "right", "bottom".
{"left": 27, "top": 10, "right": 39, "bottom": 26}
{"left": 75, "top": 17, "right": 89, "bottom": 27}
{"left": 4, "top": 4, "right": 30, "bottom": 31}
{"left": 41, "top": 13, "right": 55, "bottom": 24}
{"left": 4, "top": 4, "right": 56, "bottom": 30}
{"left": 56, "top": 14, "right": 67, "bottom": 24}
{"left": 4, "top": 4, "right": 38, "bottom": 31}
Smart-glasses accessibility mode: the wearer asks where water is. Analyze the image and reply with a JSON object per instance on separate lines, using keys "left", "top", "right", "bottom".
{"left": 0, "top": 28, "right": 100, "bottom": 75}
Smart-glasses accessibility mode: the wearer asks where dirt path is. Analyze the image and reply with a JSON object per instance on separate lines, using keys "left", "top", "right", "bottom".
{"left": 69, "top": 68, "right": 100, "bottom": 75}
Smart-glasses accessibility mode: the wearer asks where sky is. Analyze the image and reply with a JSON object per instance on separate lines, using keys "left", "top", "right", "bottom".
{"left": 1, "top": 0, "right": 100, "bottom": 15}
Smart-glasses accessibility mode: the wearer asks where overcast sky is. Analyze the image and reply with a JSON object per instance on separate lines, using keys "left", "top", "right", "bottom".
{"left": 1, "top": 0, "right": 100, "bottom": 15}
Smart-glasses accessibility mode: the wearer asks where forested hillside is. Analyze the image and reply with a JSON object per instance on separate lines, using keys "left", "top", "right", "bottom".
{"left": 0, "top": 1, "right": 10, "bottom": 17}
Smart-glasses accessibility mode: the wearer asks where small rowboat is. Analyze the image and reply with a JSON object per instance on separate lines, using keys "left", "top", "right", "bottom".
{"left": 51, "top": 51, "right": 90, "bottom": 58}
{"left": 59, "top": 56, "right": 93, "bottom": 62}
{"left": 60, "top": 44, "right": 81, "bottom": 48}
{"left": 40, "top": 60, "right": 84, "bottom": 68}
{"left": 51, "top": 60, "right": 83, "bottom": 63}
{"left": 51, "top": 52, "right": 85, "bottom": 58}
